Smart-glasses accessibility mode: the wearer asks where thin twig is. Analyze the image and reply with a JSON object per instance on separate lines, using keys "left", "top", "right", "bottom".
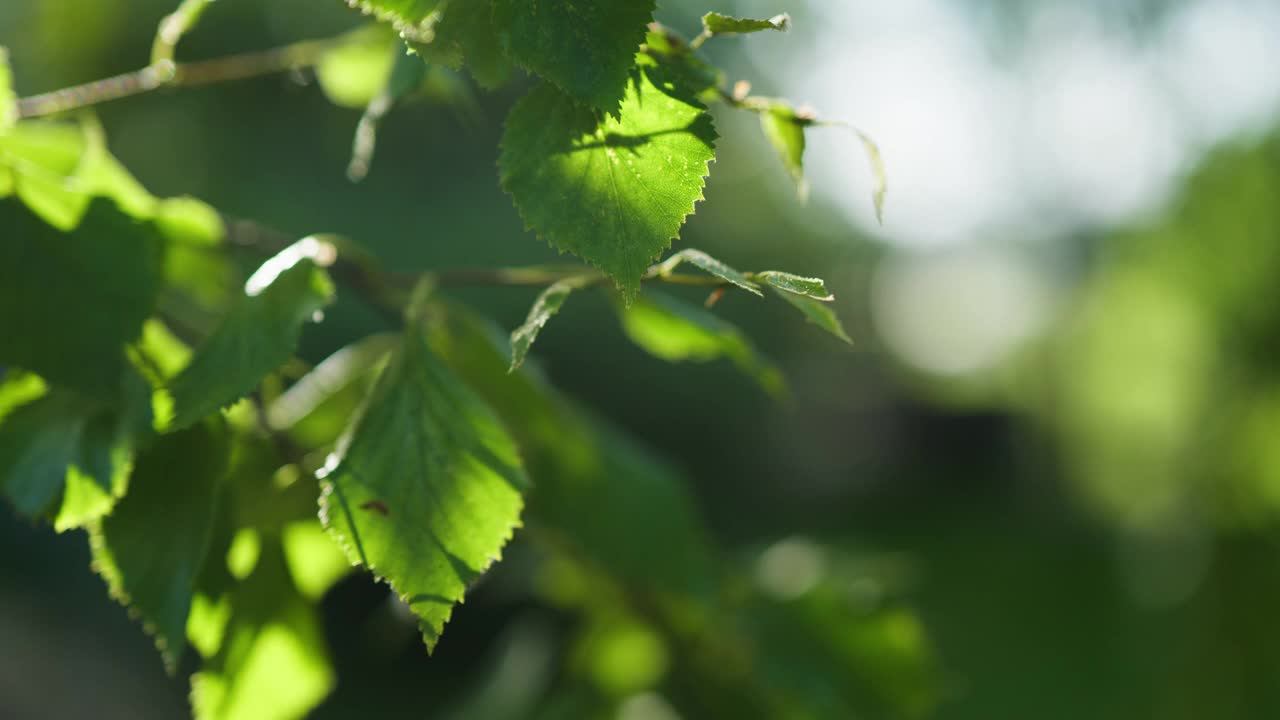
{"left": 15, "top": 38, "right": 335, "bottom": 119}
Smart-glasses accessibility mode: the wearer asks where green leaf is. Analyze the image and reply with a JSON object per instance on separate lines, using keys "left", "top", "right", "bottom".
{"left": 618, "top": 292, "right": 785, "bottom": 398}
{"left": 191, "top": 539, "right": 334, "bottom": 720}
{"left": 0, "top": 371, "right": 46, "bottom": 421}
{"left": 281, "top": 520, "right": 353, "bottom": 601}
{"left": 411, "top": 1, "right": 513, "bottom": 89}
{"left": 155, "top": 196, "right": 237, "bottom": 313}
{"left": 164, "top": 238, "right": 336, "bottom": 431}
{"left": 653, "top": 249, "right": 762, "bottom": 296}
{"left": 701, "top": 12, "right": 790, "bottom": 36}
{"left": 265, "top": 333, "right": 397, "bottom": 434}
{"left": 754, "top": 271, "right": 833, "bottom": 301}
{"left": 315, "top": 25, "right": 398, "bottom": 109}
{"left": 0, "top": 118, "right": 156, "bottom": 230}
{"left": 345, "top": 0, "right": 443, "bottom": 41}
{"left": 641, "top": 26, "right": 722, "bottom": 99}
{"left": 89, "top": 421, "right": 230, "bottom": 671}
{"left": 0, "top": 121, "right": 86, "bottom": 227}
{"left": 754, "top": 269, "right": 850, "bottom": 343}
{"left": 759, "top": 102, "right": 809, "bottom": 198}
{"left": 0, "top": 46, "right": 16, "bottom": 132}
{"left": 0, "top": 197, "right": 163, "bottom": 398}
{"left": 499, "top": 56, "right": 717, "bottom": 303}
{"left": 426, "top": 303, "right": 713, "bottom": 593}
{"left": 854, "top": 127, "right": 887, "bottom": 225}
{"left": 318, "top": 320, "right": 527, "bottom": 650}
{"left": 770, "top": 289, "right": 852, "bottom": 344}
{"left": 0, "top": 370, "right": 150, "bottom": 530}
{"left": 492, "top": 0, "right": 655, "bottom": 113}
{"left": 509, "top": 278, "right": 586, "bottom": 371}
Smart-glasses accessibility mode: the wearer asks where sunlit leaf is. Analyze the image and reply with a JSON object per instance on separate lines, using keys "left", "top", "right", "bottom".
{"left": 0, "top": 371, "right": 46, "bottom": 422}
{"left": 89, "top": 421, "right": 230, "bottom": 671}
{"left": 759, "top": 101, "right": 808, "bottom": 199}
{"left": 0, "top": 119, "right": 156, "bottom": 230}
{"left": 509, "top": 278, "right": 586, "bottom": 371}
{"left": 492, "top": 0, "right": 655, "bottom": 114}
{"left": 315, "top": 25, "right": 398, "bottom": 109}
{"left": 770, "top": 289, "right": 852, "bottom": 344}
{"left": 427, "top": 303, "right": 713, "bottom": 593}
{"left": 0, "top": 46, "right": 16, "bottom": 132}
{"left": 652, "top": 249, "right": 762, "bottom": 296}
{"left": 755, "top": 271, "right": 833, "bottom": 301}
{"left": 164, "top": 238, "right": 336, "bottom": 431}
{"left": 191, "top": 539, "right": 334, "bottom": 720}
{"left": 266, "top": 333, "right": 397, "bottom": 432}
{"left": 618, "top": 292, "right": 786, "bottom": 398}
{"left": 500, "top": 55, "right": 717, "bottom": 303}
{"left": 281, "top": 520, "right": 353, "bottom": 601}
{"left": 701, "top": 12, "right": 790, "bottom": 36}
{"left": 155, "top": 196, "right": 237, "bottom": 314}
{"left": 318, "top": 319, "right": 527, "bottom": 650}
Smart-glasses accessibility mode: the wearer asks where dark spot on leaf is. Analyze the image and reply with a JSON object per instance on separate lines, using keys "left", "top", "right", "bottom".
{"left": 360, "top": 499, "right": 390, "bottom": 516}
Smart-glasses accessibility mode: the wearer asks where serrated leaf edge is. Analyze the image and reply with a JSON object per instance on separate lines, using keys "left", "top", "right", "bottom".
{"left": 344, "top": 0, "right": 440, "bottom": 43}
{"left": 314, "top": 332, "right": 526, "bottom": 651}
{"left": 87, "top": 519, "right": 183, "bottom": 674}
{"left": 316, "top": 476, "right": 523, "bottom": 651}
{"left": 498, "top": 85, "right": 717, "bottom": 305}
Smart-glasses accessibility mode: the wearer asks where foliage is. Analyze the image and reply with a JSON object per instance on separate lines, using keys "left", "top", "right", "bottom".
{"left": 0, "top": 3, "right": 918, "bottom": 719}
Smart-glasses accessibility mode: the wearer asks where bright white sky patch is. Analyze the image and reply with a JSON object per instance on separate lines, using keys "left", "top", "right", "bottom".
{"left": 772, "top": 0, "right": 1280, "bottom": 245}
{"left": 757, "top": 0, "right": 1280, "bottom": 374}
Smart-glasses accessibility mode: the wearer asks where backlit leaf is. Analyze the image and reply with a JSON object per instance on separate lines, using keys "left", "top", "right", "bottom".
{"left": 318, "top": 319, "right": 527, "bottom": 650}
{"left": 281, "top": 520, "right": 353, "bottom": 601}
{"left": 0, "top": 46, "right": 16, "bottom": 132}
{"left": 755, "top": 271, "right": 833, "bottom": 301}
{"left": 0, "top": 118, "right": 156, "bottom": 230}
{"left": 618, "top": 292, "right": 785, "bottom": 398}
{"left": 164, "top": 238, "right": 335, "bottom": 431}
{"left": 509, "top": 278, "right": 587, "bottom": 371}
{"left": 89, "top": 421, "right": 230, "bottom": 671}
{"left": 500, "top": 56, "right": 717, "bottom": 302}
{"left": 652, "top": 249, "right": 761, "bottom": 296}
{"left": 770, "top": 289, "right": 852, "bottom": 344}
{"left": 266, "top": 333, "right": 397, "bottom": 433}
{"left": 701, "top": 12, "right": 790, "bottom": 36}
{"left": 426, "top": 303, "right": 713, "bottom": 593}
{"left": 759, "top": 101, "right": 809, "bottom": 199}
{"left": 492, "top": 0, "right": 655, "bottom": 113}
{"left": 315, "top": 25, "right": 398, "bottom": 109}
{"left": 191, "top": 539, "right": 334, "bottom": 720}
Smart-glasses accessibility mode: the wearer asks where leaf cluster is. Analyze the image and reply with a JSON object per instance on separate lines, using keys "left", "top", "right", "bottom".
{"left": 0, "top": 4, "right": 924, "bottom": 719}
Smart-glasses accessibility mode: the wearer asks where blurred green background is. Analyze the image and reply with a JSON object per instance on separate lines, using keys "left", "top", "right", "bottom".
{"left": 5, "top": 0, "right": 1280, "bottom": 718}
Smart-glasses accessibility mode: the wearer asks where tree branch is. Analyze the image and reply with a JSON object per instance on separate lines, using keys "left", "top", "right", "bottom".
{"left": 15, "top": 38, "right": 335, "bottom": 120}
